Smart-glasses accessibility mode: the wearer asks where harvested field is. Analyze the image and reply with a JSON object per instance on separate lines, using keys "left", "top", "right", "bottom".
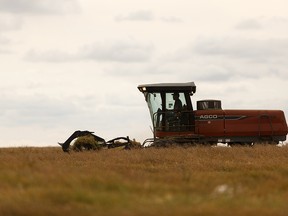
{"left": 0, "top": 145, "right": 288, "bottom": 216}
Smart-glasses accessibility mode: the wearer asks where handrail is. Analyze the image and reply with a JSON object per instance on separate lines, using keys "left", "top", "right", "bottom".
{"left": 152, "top": 110, "right": 195, "bottom": 135}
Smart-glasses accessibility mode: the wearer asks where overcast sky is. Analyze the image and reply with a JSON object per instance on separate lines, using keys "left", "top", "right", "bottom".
{"left": 0, "top": 0, "right": 288, "bottom": 147}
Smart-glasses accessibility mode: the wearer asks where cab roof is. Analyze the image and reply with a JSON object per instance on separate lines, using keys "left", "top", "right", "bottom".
{"left": 138, "top": 82, "right": 196, "bottom": 93}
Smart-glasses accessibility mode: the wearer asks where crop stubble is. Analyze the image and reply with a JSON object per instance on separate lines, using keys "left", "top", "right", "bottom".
{"left": 0, "top": 145, "right": 288, "bottom": 216}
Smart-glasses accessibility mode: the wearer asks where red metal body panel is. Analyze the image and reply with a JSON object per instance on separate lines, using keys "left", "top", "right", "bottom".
{"left": 154, "top": 109, "right": 287, "bottom": 143}
{"left": 194, "top": 109, "right": 288, "bottom": 141}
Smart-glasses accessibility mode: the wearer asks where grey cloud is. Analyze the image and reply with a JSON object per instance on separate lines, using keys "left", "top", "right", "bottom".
{"left": 0, "top": 49, "right": 11, "bottom": 54}
{"left": 235, "top": 17, "right": 288, "bottom": 31}
{"left": 0, "top": 94, "right": 78, "bottom": 127}
{"left": 193, "top": 37, "right": 288, "bottom": 62}
{"left": 0, "top": 0, "right": 80, "bottom": 14}
{"left": 24, "top": 49, "right": 76, "bottom": 62}
{"left": 0, "top": 15, "right": 22, "bottom": 54}
{"left": 0, "top": 15, "right": 22, "bottom": 31}
{"left": 115, "top": 11, "right": 183, "bottom": 23}
{"left": 159, "top": 62, "right": 236, "bottom": 83}
{"left": 157, "top": 36, "right": 288, "bottom": 82}
{"left": 115, "top": 10, "right": 154, "bottom": 22}
{"left": 25, "top": 40, "right": 154, "bottom": 63}
{"left": 0, "top": 91, "right": 146, "bottom": 139}
{"left": 193, "top": 65, "right": 235, "bottom": 82}
{"left": 80, "top": 40, "right": 154, "bottom": 62}
{"left": 0, "top": 34, "right": 12, "bottom": 53}
{"left": 0, "top": 34, "right": 10, "bottom": 44}
{"left": 235, "top": 19, "right": 262, "bottom": 30}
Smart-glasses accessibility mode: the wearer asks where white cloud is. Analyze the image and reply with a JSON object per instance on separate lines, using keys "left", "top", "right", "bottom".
{"left": 160, "top": 16, "right": 183, "bottom": 23}
{"left": 25, "top": 39, "right": 155, "bottom": 63}
{"left": 1, "top": 1, "right": 288, "bottom": 147}
{"left": 0, "top": 0, "right": 80, "bottom": 14}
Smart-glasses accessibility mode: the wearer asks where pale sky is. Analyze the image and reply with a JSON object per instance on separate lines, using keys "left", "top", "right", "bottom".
{"left": 0, "top": 0, "right": 288, "bottom": 147}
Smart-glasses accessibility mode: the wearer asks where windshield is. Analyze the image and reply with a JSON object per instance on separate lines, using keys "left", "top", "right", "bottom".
{"left": 146, "top": 93, "right": 162, "bottom": 127}
{"left": 166, "top": 92, "right": 187, "bottom": 111}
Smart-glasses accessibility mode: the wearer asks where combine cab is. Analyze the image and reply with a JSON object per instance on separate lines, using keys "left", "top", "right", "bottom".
{"left": 138, "top": 82, "right": 288, "bottom": 145}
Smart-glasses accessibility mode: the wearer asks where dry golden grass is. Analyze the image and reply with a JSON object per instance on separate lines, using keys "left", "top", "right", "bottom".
{"left": 0, "top": 145, "right": 288, "bottom": 216}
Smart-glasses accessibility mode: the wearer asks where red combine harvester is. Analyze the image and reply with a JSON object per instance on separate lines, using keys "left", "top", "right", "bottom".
{"left": 59, "top": 81, "right": 288, "bottom": 152}
{"left": 138, "top": 82, "right": 288, "bottom": 146}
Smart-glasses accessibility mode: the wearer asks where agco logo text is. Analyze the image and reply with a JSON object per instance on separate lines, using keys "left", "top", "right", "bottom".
{"left": 199, "top": 115, "right": 218, "bottom": 119}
